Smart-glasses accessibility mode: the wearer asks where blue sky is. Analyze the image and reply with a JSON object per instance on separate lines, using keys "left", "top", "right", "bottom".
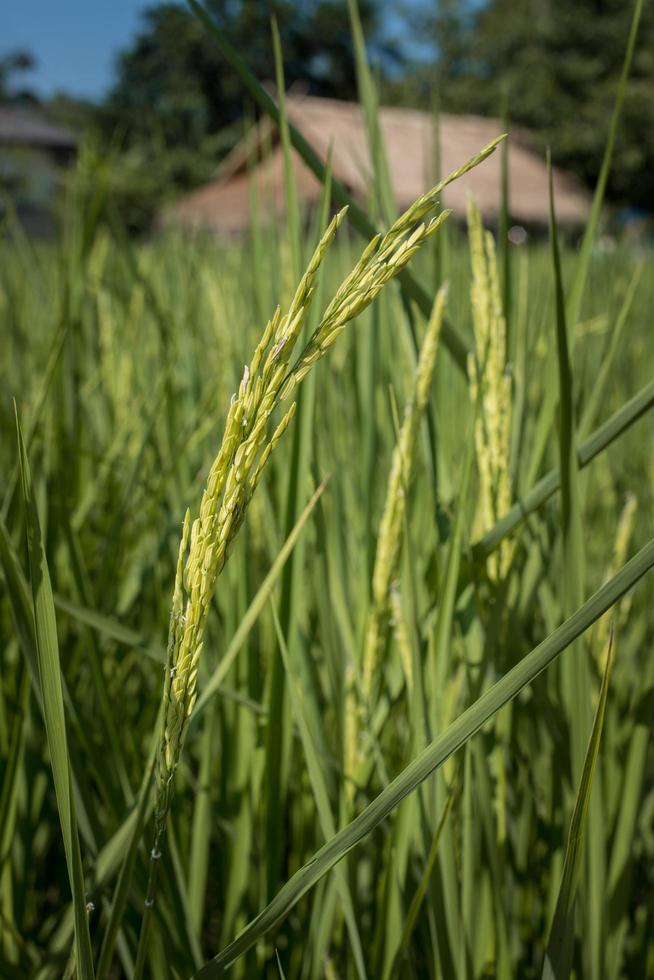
{"left": 3, "top": 0, "right": 154, "bottom": 100}
{"left": 3, "top": 0, "right": 436, "bottom": 103}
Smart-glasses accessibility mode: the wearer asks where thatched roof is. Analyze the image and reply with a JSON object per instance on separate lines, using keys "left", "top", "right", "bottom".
{"left": 168, "top": 94, "right": 591, "bottom": 234}
{"left": 0, "top": 107, "right": 77, "bottom": 152}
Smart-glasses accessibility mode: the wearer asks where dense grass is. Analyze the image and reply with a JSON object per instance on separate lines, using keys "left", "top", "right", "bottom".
{"left": 1, "top": 185, "right": 653, "bottom": 978}
{"left": 1, "top": 3, "right": 653, "bottom": 972}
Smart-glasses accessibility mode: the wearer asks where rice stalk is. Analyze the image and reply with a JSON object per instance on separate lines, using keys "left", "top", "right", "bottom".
{"left": 140, "top": 146, "right": 496, "bottom": 948}
{"left": 389, "top": 581, "right": 413, "bottom": 699}
{"left": 360, "top": 285, "right": 447, "bottom": 708}
{"left": 467, "top": 198, "right": 512, "bottom": 579}
{"left": 341, "top": 285, "right": 446, "bottom": 808}
{"left": 593, "top": 492, "right": 637, "bottom": 667}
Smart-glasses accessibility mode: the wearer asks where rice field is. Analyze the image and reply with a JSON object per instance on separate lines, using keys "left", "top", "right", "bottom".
{"left": 1, "top": 5, "right": 654, "bottom": 979}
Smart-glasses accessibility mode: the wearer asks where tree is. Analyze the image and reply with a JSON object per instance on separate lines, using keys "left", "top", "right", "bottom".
{"left": 83, "top": 1, "right": 398, "bottom": 231}
{"left": 0, "top": 50, "right": 37, "bottom": 105}
{"left": 105, "top": 1, "right": 397, "bottom": 155}
{"left": 397, "top": 0, "right": 654, "bottom": 211}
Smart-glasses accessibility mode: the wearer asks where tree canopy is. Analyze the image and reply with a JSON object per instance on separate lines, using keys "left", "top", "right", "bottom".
{"left": 17, "top": 0, "right": 650, "bottom": 230}
{"left": 396, "top": 0, "right": 654, "bottom": 211}
{"left": 105, "top": 0, "right": 396, "bottom": 150}
{"left": 0, "top": 50, "right": 38, "bottom": 105}
{"left": 104, "top": 0, "right": 654, "bottom": 212}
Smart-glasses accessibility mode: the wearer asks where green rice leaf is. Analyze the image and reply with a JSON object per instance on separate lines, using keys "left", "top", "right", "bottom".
{"left": 53, "top": 593, "right": 149, "bottom": 650}
{"left": 523, "top": 0, "right": 643, "bottom": 488}
{"left": 471, "top": 378, "right": 654, "bottom": 562}
{"left": 548, "top": 151, "right": 589, "bottom": 780}
{"left": 192, "top": 479, "right": 328, "bottom": 721}
{"left": 542, "top": 627, "right": 617, "bottom": 980}
{"left": 15, "top": 409, "right": 95, "bottom": 980}
{"left": 384, "top": 790, "right": 455, "bottom": 980}
{"left": 194, "top": 539, "right": 654, "bottom": 975}
{"left": 96, "top": 759, "right": 155, "bottom": 980}
{"left": 578, "top": 264, "right": 642, "bottom": 440}
{"left": 566, "top": 0, "right": 644, "bottom": 330}
{"left": 187, "top": 0, "right": 504, "bottom": 375}
{"left": 272, "top": 602, "right": 367, "bottom": 980}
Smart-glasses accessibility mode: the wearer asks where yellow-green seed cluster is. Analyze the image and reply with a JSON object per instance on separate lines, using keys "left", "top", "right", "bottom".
{"left": 155, "top": 207, "right": 347, "bottom": 808}
{"left": 593, "top": 492, "right": 637, "bottom": 666}
{"left": 346, "top": 286, "right": 447, "bottom": 803}
{"left": 467, "top": 198, "right": 513, "bottom": 580}
{"left": 153, "top": 135, "right": 505, "bottom": 834}
{"left": 279, "top": 211, "right": 450, "bottom": 401}
{"left": 390, "top": 582, "right": 413, "bottom": 698}
{"left": 361, "top": 285, "right": 447, "bottom": 706}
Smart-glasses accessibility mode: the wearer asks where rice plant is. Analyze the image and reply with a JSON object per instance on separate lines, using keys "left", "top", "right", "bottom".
{"left": 1, "top": 2, "right": 653, "bottom": 978}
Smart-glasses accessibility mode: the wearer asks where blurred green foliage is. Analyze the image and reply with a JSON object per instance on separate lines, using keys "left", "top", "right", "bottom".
{"left": 393, "top": 0, "right": 654, "bottom": 211}
{"left": 1, "top": 167, "right": 653, "bottom": 974}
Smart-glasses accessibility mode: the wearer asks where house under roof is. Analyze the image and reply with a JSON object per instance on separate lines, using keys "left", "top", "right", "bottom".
{"left": 0, "top": 106, "right": 77, "bottom": 158}
{"left": 0, "top": 106, "right": 78, "bottom": 236}
{"left": 166, "top": 94, "right": 591, "bottom": 235}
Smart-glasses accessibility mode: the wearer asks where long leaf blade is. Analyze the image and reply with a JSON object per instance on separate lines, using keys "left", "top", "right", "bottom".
{"left": 16, "top": 411, "right": 95, "bottom": 980}
{"left": 194, "top": 539, "right": 654, "bottom": 976}
{"left": 542, "top": 628, "right": 617, "bottom": 980}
